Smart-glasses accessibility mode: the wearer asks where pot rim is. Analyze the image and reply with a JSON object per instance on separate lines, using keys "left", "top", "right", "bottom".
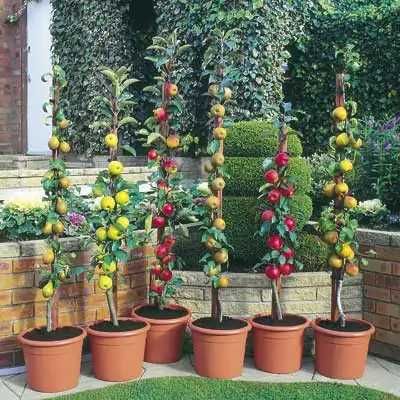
{"left": 250, "top": 313, "right": 310, "bottom": 332}
{"left": 311, "top": 318, "right": 375, "bottom": 338}
{"left": 18, "top": 325, "right": 86, "bottom": 348}
{"left": 132, "top": 303, "right": 191, "bottom": 325}
{"left": 189, "top": 317, "right": 252, "bottom": 336}
{"left": 87, "top": 317, "right": 150, "bottom": 338}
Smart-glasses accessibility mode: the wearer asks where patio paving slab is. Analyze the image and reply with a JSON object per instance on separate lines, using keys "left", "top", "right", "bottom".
{"left": 0, "top": 355, "right": 398, "bottom": 399}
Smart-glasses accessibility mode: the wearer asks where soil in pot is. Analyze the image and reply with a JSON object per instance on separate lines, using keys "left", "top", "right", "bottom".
{"left": 18, "top": 326, "right": 86, "bottom": 393}
{"left": 132, "top": 304, "right": 191, "bottom": 364}
{"left": 251, "top": 314, "right": 309, "bottom": 374}
{"left": 190, "top": 316, "right": 251, "bottom": 379}
{"left": 87, "top": 318, "right": 149, "bottom": 382}
{"left": 312, "top": 318, "right": 375, "bottom": 380}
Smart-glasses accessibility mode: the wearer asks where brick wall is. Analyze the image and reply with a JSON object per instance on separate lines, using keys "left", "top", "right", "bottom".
{"left": 0, "top": 0, "right": 26, "bottom": 154}
{"left": 0, "top": 237, "right": 150, "bottom": 368}
{"left": 359, "top": 229, "right": 400, "bottom": 362}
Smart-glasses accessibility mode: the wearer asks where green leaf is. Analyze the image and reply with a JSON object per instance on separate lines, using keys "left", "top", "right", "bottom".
{"left": 121, "top": 145, "right": 136, "bottom": 156}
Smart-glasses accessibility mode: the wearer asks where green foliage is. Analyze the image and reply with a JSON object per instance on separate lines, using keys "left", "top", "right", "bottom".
{"left": 296, "top": 233, "right": 329, "bottom": 272}
{"left": 289, "top": 193, "right": 313, "bottom": 231}
{"left": 224, "top": 157, "right": 311, "bottom": 197}
{"left": 0, "top": 202, "right": 48, "bottom": 241}
{"left": 287, "top": 1, "right": 400, "bottom": 153}
{"left": 225, "top": 120, "right": 303, "bottom": 157}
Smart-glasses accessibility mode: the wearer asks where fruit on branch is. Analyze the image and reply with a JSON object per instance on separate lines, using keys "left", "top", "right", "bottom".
{"left": 59, "top": 141, "right": 71, "bottom": 153}
{"left": 102, "top": 261, "right": 117, "bottom": 273}
{"left": 165, "top": 83, "right": 178, "bottom": 97}
{"left": 284, "top": 216, "right": 297, "bottom": 231}
{"left": 351, "top": 138, "right": 362, "bottom": 149}
{"left": 344, "top": 195, "right": 357, "bottom": 209}
{"left": 345, "top": 263, "right": 359, "bottom": 276}
{"left": 339, "top": 159, "right": 353, "bottom": 173}
{"left": 101, "top": 196, "right": 116, "bottom": 211}
{"left": 108, "top": 161, "right": 124, "bottom": 176}
{"left": 206, "top": 196, "right": 220, "bottom": 209}
{"left": 157, "top": 180, "right": 169, "bottom": 191}
{"left": 210, "top": 104, "right": 225, "bottom": 118}
{"left": 323, "top": 181, "right": 336, "bottom": 198}
{"left": 105, "top": 133, "right": 118, "bottom": 149}
{"left": 267, "top": 189, "right": 281, "bottom": 204}
{"left": 280, "top": 185, "right": 295, "bottom": 198}
{"left": 335, "top": 133, "right": 350, "bottom": 148}
{"left": 48, "top": 136, "right": 60, "bottom": 150}
{"left": 261, "top": 209, "right": 275, "bottom": 222}
{"left": 166, "top": 134, "right": 180, "bottom": 149}
{"left": 116, "top": 216, "right": 129, "bottom": 231}
{"left": 328, "top": 254, "right": 343, "bottom": 269}
{"left": 208, "top": 84, "right": 219, "bottom": 97}
{"left": 213, "top": 127, "right": 227, "bottom": 140}
{"left": 266, "top": 234, "right": 284, "bottom": 250}
{"left": 213, "top": 249, "right": 229, "bottom": 264}
{"left": 152, "top": 215, "right": 166, "bottom": 229}
{"left": 335, "top": 182, "right": 349, "bottom": 196}
{"left": 107, "top": 225, "right": 121, "bottom": 241}
{"left": 42, "top": 280, "right": 54, "bottom": 298}
{"left": 162, "top": 254, "right": 174, "bottom": 265}
{"left": 264, "top": 169, "right": 279, "bottom": 184}
{"left": 115, "top": 190, "right": 129, "bottom": 206}
{"left": 52, "top": 221, "right": 64, "bottom": 234}
{"left": 283, "top": 248, "right": 295, "bottom": 259}
{"left": 217, "top": 276, "right": 229, "bottom": 288}
{"left": 154, "top": 107, "right": 169, "bottom": 122}
{"left": 59, "top": 176, "right": 71, "bottom": 189}
{"left": 332, "top": 106, "right": 347, "bottom": 122}
{"left": 42, "top": 222, "right": 53, "bottom": 235}
{"left": 279, "top": 263, "right": 293, "bottom": 276}
{"left": 162, "top": 203, "right": 175, "bottom": 217}
{"left": 98, "top": 275, "right": 113, "bottom": 291}
{"left": 205, "top": 237, "right": 218, "bottom": 250}
{"left": 160, "top": 269, "right": 173, "bottom": 282}
{"left": 156, "top": 244, "right": 169, "bottom": 259}
{"left": 42, "top": 248, "right": 55, "bottom": 265}
{"left": 223, "top": 87, "right": 232, "bottom": 100}
{"left": 213, "top": 218, "right": 226, "bottom": 231}
{"left": 264, "top": 264, "right": 280, "bottom": 280}
{"left": 338, "top": 243, "right": 354, "bottom": 260}
{"left": 323, "top": 231, "right": 339, "bottom": 245}
{"left": 151, "top": 263, "right": 162, "bottom": 276}
{"left": 163, "top": 235, "right": 176, "bottom": 249}
{"left": 161, "top": 158, "right": 178, "bottom": 174}
{"left": 207, "top": 266, "right": 220, "bottom": 277}
{"left": 96, "top": 227, "right": 107, "bottom": 241}
{"left": 56, "top": 198, "right": 68, "bottom": 215}
{"left": 211, "top": 177, "right": 226, "bottom": 191}
{"left": 211, "top": 153, "right": 225, "bottom": 167}
{"left": 58, "top": 119, "right": 70, "bottom": 129}
{"left": 204, "top": 162, "right": 214, "bottom": 173}
{"left": 147, "top": 148, "right": 158, "bottom": 161}
{"left": 150, "top": 281, "right": 163, "bottom": 295}
{"left": 275, "top": 152, "right": 289, "bottom": 167}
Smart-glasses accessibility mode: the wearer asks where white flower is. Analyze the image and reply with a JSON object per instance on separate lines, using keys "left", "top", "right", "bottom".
{"left": 197, "top": 182, "right": 211, "bottom": 196}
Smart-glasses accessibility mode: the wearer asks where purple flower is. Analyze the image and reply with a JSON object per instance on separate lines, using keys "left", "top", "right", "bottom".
{"left": 68, "top": 212, "right": 86, "bottom": 226}
{"left": 384, "top": 141, "right": 392, "bottom": 151}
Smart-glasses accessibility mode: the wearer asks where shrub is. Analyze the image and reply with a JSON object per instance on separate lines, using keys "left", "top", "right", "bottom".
{"left": 224, "top": 157, "right": 312, "bottom": 197}
{"left": 289, "top": 193, "right": 313, "bottom": 231}
{"left": 225, "top": 120, "right": 303, "bottom": 158}
{"left": 296, "top": 233, "right": 329, "bottom": 273}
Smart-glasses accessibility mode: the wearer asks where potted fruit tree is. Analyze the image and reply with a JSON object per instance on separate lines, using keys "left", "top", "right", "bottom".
{"left": 312, "top": 63, "right": 375, "bottom": 379}
{"left": 249, "top": 103, "right": 309, "bottom": 374}
{"left": 86, "top": 66, "right": 150, "bottom": 382}
{"left": 131, "top": 31, "right": 194, "bottom": 364}
{"left": 17, "top": 66, "right": 86, "bottom": 393}
{"left": 189, "top": 29, "right": 251, "bottom": 379}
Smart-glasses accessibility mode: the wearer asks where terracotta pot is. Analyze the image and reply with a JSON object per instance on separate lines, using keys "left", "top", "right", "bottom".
{"left": 18, "top": 326, "right": 86, "bottom": 393}
{"left": 189, "top": 318, "right": 251, "bottom": 379}
{"left": 312, "top": 318, "right": 375, "bottom": 379}
{"left": 132, "top": 303, "right": 191, "bottom": 364}
{"left": 87, "top": 318, "right": 150, "bottom": 382}
{"left": 250, "top": 314, "right": 309, "bottom": 374}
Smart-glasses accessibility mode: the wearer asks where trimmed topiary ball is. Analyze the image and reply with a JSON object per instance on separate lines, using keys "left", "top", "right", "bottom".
{"left": 286, "top": 157, "right": 312, "bottom": 195}
{"left": 225, "top": 120, "right": 303, "bottom": 157}
{"left": 288, "top": 193, "right": 313, "bottom": 231}
{"left": 296, "top": 233, "right": 329, "bottom": 272}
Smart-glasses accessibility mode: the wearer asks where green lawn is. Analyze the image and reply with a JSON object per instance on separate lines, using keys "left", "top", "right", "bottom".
{"left": 54, "top": 377, "right": 398, "bottom": 400}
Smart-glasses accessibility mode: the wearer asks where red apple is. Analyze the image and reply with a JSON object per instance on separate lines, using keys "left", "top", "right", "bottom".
{"left": 163, "top": 234, "right": 176, "bottom": 249}
{"left": 266, "top": 234, "right": 284, "bottom": 250}
{"left": 284, "top": 216, "right": 297, "bottom": 231}
{"left": 261, "top": 209, "right": 275, "bottom": 222}
{"left": 151, "top": 264, "right": 162, "bottom": 276}
{"left": 264, "top": 169, "right": 279, "bottom": 184}
{"left": 152, "top": 215, "right": 166, "bottom": 229}
{"left": 160, "top": 268, "right": 173, "bottom": 282}
{"left": 162, "top": 202, "right": 175, "bottom": 217}
{"left": 264, "top": 264, "right": 281, "bottom": 280}
{"left": 283, "top": 248, "right": 295, "bottom": 259}
{"left": 157, "top": 180, "right": 169, "bottom": 191}
{"left": 275, "top": 152, "right": 289, "bottom": 167}
{"left": 150, "top": 281, "right": 163, "bottom": 295}
{"left": 154, "top": 107, "right": 168, "bottom": 122}
{"left": 280, "top": 185, "right": 295, "bottom": 198}
{"left": 147, "top": 148, "right": 158, "bottom": 161}
{"left": 279, "top": 263, "right": 293, "bottom": 276}
{"left": 267, "top": 189, "right": 281, "bottom": 204}
{"left": 156, "top": 244, "right": 169, "bottom": 259}
{"left": 162, "top": 254, "right": 174, "bottom": 265}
